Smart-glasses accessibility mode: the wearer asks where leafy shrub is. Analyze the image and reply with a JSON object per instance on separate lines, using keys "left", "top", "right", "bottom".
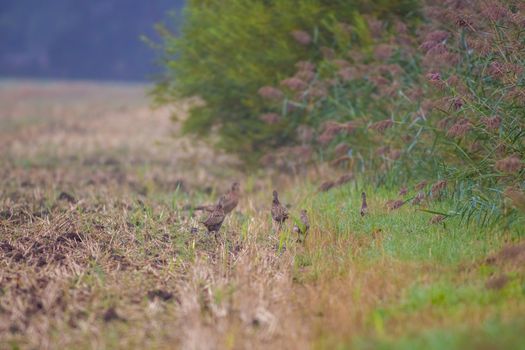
{"left": 153, "top": 0, "right": 421, "bottom": 160}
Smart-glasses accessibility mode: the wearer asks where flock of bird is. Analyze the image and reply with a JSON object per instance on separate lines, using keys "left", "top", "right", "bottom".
{"left": 192, "top": 182, "right": 369, "bottom": 242}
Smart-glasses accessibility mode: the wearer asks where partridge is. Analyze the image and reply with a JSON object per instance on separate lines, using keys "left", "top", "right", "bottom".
{"left": 271, "top": 190, "right": 289, "bottom": 229}
{"left": 220, "top": 181, "right": 240, "bottom": 214}
{"left": 293, "top": 209, "right": 310, "bottom": 241}
{"left": 360, "top": 192, "right": 368, "bottom": 217}
{"left": 194, "top": 181, "right": 240, "bottom": 214}
{"left": 300, "top": 209, "right": 310, "bottom": 234}
{"left": 200, "top": 197, "right": 226, "bottom": 236}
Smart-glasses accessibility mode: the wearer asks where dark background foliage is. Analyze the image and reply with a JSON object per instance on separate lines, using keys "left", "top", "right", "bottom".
{"left": 0, "top": 0, "right": 184, "bottom": 81}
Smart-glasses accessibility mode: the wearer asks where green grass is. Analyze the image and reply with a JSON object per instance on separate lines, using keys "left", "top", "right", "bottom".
{"left": 352, "top": 318, "right": 525, "bottom": 350}
{"left": 284, "top": 180, "right": 525, "bottom": 349}
{"left": 2, "top": 82, "right": 524, "bottom": 349}
{"left": 291, "top": 182, "right": 522, "bottom": 266}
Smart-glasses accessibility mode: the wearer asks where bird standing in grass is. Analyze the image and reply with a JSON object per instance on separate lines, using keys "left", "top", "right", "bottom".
{"left": 360, "top": 192, "right": 368, "bottom": 217}
{"left": 293, "top": 209, "right": 310, "bottom": 242}
{"left": 200, "top": 197, "right": 226, "bottom": 239}
{"left": 194, "top": 181, "right": 240, "bottom": 214}
{"left": 300, "top": 209, "right": 310, "bottom": 233}
{"left": 271, "top": 190, "right": 288, "bottom": 232}
{"left": 220, "top": 181, "right": 240, "bottom": 214}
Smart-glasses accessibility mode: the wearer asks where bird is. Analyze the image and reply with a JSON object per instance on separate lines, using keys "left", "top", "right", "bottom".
{"left": 293, "top": 209, "right": 310, "bottom": 242}
{"left": 271, "top": 190, "right": 289, "bottom": 231}
{"left": 360, "top": 192, "right": 368, "bottom": 217}
{"left": 220, "top": 181, "right": 240, "bottom": 214}
{"left": 300, "top": 209, "right": 310, "bottom": 233}
{"left": 200, "top": 197, "right": 226, "bottom": 238}
{"left": 193, "top": 181, "right": 240, "bottom": 214}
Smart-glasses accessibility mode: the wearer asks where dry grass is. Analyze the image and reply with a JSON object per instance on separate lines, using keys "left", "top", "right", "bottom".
{"left": 1, "top": 81, "right": 524, "bottom": 349}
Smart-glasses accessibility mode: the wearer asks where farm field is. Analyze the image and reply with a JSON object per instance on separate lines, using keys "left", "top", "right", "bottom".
{"left": 0, "top": 81, "right": 524, "bottom": 349}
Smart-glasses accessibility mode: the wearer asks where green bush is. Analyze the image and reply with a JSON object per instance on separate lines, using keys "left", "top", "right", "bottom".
{"left": 154, "top": 0, "right": 524, "bottom": 224}
{"left": 153, "top": 0, "right": 420, "bottom": 161}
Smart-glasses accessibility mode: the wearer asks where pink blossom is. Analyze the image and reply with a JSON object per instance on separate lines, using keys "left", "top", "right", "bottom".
{"left": 374, "top": 44, "right": 394, "bottom": 61}
{"left": 259, "top": 113, "right": 281, "bottom": 124}
{"left": 452, "top": 97, "right": 463, "bottom": 110}
{"left": 482, "top": 3, "right": 510, "bottom": 22}
{"left": 480, "top": 116, "right": 501, "bottom": 130}
{"left": 332, "top": 59, "right": 351, "bottom": 69}
{"left": 338, "top": 67, "right": 355, "bottom": 82}
{"left": 447, "top": 119, "right": 472, "bottom": 138}
{"left": 291, "top": 30, "right": 312, "bottom": 45}
{"left": 431, "top": 180, "right": 447, "bottom": 196}
{"left": 280, "top": 77, "right": 308, "bottom": 91}
{"left": 334, "top": 143, "right": 350, "bottom": 157}
{"left": 258, "top": 86, "right": 284, "bottom": 100}
{"left": 297, "top": 125, "right": 314, "bottom": 143}
{"left": 369, "top": 119, "right": 394, "bottom": 133}
{"left": 425, "top": 30, "right": 449, "bottom": 43}
{"left": 321, "top": 47, "right": 335, "bottom": 60}
{"left": 294, "top": 70, "right": 315, "bottom": 82}
{"left": 295, "top": 61, "right": 315, "bottom": 72}
{"left": 426, "top": 72, "right": 441, "bottom": 81}
{"left": 495, "top": 156, "right": 522, "bottom": 173}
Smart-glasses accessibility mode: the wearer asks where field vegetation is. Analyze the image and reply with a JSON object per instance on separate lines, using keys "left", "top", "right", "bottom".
{"left": 1, "top": 0, "right": 525, "bottom": 348}
{"left": 0, "top": 81, "right": 524, "bottom": 349}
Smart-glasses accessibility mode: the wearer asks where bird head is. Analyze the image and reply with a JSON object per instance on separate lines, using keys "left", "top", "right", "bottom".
{"left": 361, "top": 192, "right": 366, "bottom": 199}
{"left": 272, "top": 190, "right": 279, "bottom": 202}
{"left": 231, "top": 181, "right": 240, "bottom": 193}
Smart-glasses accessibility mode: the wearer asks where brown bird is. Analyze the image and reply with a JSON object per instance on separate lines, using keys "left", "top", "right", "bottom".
{"left": 271, "top": 190, "right": 289, "bottom": 231}
{"left": 194, "top": 181, "right": 240, "bottom": 214}
{"left": 300, "top": 209, "right": 310, "bottom": 233}
{"left": 220, "top": 181, "right": 240, "bottom": 214}
{"left": 360, "top": 192, "right": 368, "bottom": 217}
{"left": 200, "top": 197, "right": 226, "bottom": 237}
{"left": 293, "top": 209, "right": 310, "bottom": 242}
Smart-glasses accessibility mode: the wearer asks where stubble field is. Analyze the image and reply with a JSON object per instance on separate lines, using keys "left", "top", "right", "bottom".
{"left": 0, "top": 81, "right": 524, "bottom": 349}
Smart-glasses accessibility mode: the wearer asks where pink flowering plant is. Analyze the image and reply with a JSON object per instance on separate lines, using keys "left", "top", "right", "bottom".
{"left": 256, "top": 0, "right": 524, "bottom": 224}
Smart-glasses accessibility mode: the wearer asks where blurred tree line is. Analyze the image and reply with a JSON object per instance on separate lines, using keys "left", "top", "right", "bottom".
{"left": 0, "top": 0, "right": 184, "bottom": 81}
